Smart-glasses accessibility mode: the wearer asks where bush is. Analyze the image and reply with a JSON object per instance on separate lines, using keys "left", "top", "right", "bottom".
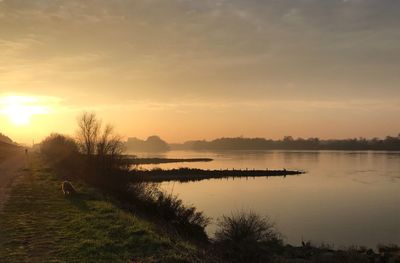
{"left": 128, "top": 183, "right": 210, "bottom": 241}
{"left": 215, "top": 211, "right": 281, "bottom": 244}
{"left": 155, "top": 191, "right": 209, "bottom": 228}
{"left": 41, "top": 133, "right": 79, "bottom": 168}
{"left": 213, "top": 211, "right": 283, "bottom": 262}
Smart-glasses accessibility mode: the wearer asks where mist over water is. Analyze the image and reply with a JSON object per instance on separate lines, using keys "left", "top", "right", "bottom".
{"left": 133, "top": 150, "right": 400, "bottom": 248}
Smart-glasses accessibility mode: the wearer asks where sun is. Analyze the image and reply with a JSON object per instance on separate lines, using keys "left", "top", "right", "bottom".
{"left": 0, "top": 96, "right": 49, "bottom": 126}
{"left": 4, "top": 105, "right": 31, "bottom": 125}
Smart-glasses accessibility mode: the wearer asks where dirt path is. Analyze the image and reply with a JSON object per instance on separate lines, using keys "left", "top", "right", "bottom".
{"left": 0, "top": 152, "right": 27, "bottom": 210}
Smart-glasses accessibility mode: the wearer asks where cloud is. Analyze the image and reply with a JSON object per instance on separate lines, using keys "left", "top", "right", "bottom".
{"left": 0, "top": 0, "right": 399, "bottom": 102}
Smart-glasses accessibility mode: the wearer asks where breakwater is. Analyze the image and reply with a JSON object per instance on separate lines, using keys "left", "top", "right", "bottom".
{"left": 130, "top": 168, "right": 304, "bottom": 182}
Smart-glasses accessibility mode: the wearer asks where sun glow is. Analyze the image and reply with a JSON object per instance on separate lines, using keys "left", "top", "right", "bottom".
{"left": 0, "top": 95, "right": 49, "bottom": 126}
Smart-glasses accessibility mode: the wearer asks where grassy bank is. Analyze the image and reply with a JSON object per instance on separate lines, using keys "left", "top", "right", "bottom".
{"left": 0, "top": 155, "right": 198, "bottom": 263}
{"left": 0, "top": 141, "right": 22, "bottom": 162}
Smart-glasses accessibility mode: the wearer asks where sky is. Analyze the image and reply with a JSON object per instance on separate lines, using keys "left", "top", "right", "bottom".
{"left": 0, "top": 0, "right": 400, "bottom": 144}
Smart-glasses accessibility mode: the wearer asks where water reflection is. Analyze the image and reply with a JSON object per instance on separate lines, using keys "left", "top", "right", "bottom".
{"left": 132, "top": 150, "right": 400, "bottom": 248}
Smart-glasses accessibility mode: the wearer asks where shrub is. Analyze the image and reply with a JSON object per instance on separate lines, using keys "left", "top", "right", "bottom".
{"left": 128, "top": 183, "right": 210, "bottom": 241}
{"left": 213, "top": 211, "right": 283, "bottom": 262}
{"left": 41, "top": 133, "right": 79, "bottom": 168}
{"left": 215, "top": 211, "right": 281, "bottom": 244}
{"left": 155, "top": 191, "right": 209, "bottom": 228}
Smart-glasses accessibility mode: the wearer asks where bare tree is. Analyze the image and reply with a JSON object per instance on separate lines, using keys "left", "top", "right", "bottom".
{"left": 77, "top": 112, "right": 125, "bottom": 171}
{"left": 97, "top": 124, "right": 125, "bottom": 169}
{"left": 96, "top": 124, "right": 113, "bottom": 157}
{"left": 77, "top": 112, "right": 100, "bottom": 156}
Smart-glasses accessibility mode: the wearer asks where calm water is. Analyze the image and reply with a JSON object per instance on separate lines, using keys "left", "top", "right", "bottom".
{"left": 134, "top": 150, "right": 400, "bottom": 248}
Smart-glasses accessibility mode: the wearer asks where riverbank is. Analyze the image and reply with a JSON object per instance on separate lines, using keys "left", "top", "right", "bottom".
{"left": 0, "top": 156, "right": 200, "bottom": 262}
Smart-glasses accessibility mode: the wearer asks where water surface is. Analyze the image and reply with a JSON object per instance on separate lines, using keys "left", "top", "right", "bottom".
{"left": 134, "top": 150, "right": 400, "bottom": 248}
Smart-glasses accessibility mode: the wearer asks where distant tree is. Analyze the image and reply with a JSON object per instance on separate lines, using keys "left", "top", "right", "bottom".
{"left": 126, "top": 136, "right": 169, "bottom": 152}
{"left": 179, "top": 134, "right": 400, "bottom": 151}
{"left": 283, "top": 136, "right": 294, "bottom": 142}
{"left": 145, "top": 135, "right": 169, "bottom": 151}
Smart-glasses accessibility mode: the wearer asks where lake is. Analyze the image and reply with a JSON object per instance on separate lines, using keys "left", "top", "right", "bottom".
{"left": 133, "top": 150, "right": 400, "bottom": 248}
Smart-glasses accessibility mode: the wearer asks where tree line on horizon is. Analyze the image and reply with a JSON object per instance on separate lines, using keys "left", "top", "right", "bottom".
{"left": 125, "top": 134, "right": 400, "bottom": 152}
{"left": 178, "top": 135, "right": 400, "bottom": 151}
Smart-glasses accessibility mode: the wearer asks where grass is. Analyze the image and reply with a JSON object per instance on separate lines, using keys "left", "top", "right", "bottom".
{"left": 0, "top": 141, "right": 21, "bottom": 161}
{"left": 0, "top": 155, "right": 198, "bottom": 263}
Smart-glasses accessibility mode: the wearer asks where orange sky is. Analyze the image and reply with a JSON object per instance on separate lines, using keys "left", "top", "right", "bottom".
{"left": 1, "top": 0, "right": 400, "bottom": 144}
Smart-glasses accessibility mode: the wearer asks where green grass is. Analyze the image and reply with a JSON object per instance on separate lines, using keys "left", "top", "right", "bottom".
{"left": 0, "top": 156, "right": 198, "bottom": 263}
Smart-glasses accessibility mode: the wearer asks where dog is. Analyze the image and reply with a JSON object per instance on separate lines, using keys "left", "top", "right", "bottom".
{"left": 61, "top": 181, "right": 76, "bottom": 196}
